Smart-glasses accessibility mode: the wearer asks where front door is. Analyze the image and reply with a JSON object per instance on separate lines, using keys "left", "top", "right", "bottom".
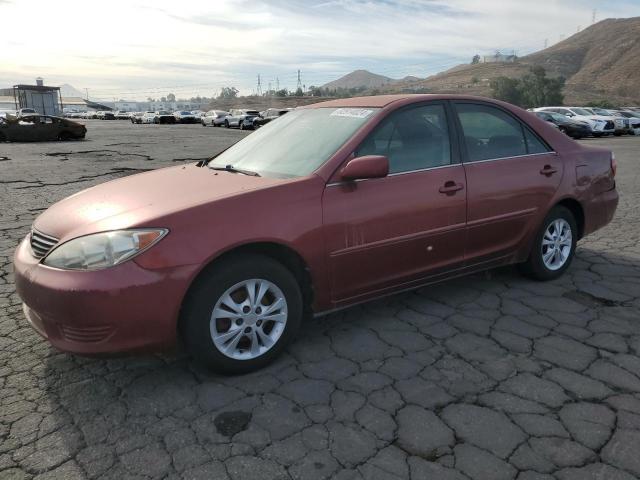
{"left": 453, "top": 102, "right": 563, "bottom": 264}
{"left": 322, "top": 102, "right": 467, "bottom": 304}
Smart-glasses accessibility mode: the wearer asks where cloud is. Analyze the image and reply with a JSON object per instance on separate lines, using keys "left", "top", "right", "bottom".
{"left": 2, "top": 0, "right": 640, "bottom": 98}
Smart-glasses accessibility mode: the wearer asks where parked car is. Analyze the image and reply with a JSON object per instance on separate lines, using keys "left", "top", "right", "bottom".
{"left": 174, "top": 111, "right": 199, "bottom": 124}
{"left": 154, "top": 111, "right": 176, "bottom": 124}
{"left": 130, "top": 112, "right": 144, "bottom": 124}
{"left": 533, "top": 111, "right": 591, "bottom": 139}
{"left": 201, "top": 110, "right": 229, "bottom": 127}
{"left": 139, "top": 112, "right": 157, "bottom": 124}
{"left": 0, "top": 115, "right": 86, "bottom": 142}
{"left": 13, "top": 95, "right": 618, "bottom": 373}
{"left": 614, "top": 110, "right": 640, "bottom": 135}
{"left": 96, "top": 111, "right": 115, "bottom": 120}
{"left": 225, "top": 109, "right": 260, "bottom": 129}
{"left": 533, "top": 107, "right": 614, "bottom": 137}
{"left": 17, "top": 108, "right": 37, "bottom": 116}
{"left": 253, "top": 108, "right": 291, "bottom": 127}
{"left": 581, "top": 107, "right": 625, "bottom": 135}
{"left": 114, "top": 111, "right": 130, "bottom": 120}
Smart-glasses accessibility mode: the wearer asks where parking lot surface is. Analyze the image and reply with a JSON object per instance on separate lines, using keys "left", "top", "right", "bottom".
{"left": 1, "top": 121, "right": 639, "bottom": 480}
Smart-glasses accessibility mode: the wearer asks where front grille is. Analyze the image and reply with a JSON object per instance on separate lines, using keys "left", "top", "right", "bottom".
{"left": 605, "top": 120, "right": 614, "bottom": 130}
{"left": 30, "top": 229, "right": 59, "bottom": 259}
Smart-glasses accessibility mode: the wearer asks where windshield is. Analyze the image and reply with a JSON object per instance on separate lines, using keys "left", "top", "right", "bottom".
{"left": 548, "top": 112, "right": 567, "bottom": 122}
{"left": 571, "top": 108, "right": 592, "bottom": 116}
{"left": 209, "top": 107, "right": 379, "bottom": 178}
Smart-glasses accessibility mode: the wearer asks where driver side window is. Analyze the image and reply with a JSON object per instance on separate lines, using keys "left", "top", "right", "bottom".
{"left": 355, "top": 104, "right": 452, "bottom": 174}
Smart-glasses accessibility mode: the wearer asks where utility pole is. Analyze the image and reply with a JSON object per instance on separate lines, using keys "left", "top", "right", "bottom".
{"left": 296, "top": 70, "right": 302, "bottom": 92}
{"left": 592, "top": 9, "right": 597, "bottom": 24}
{"left": 268, "top": 82, "right": 272, "bottom": 96}
{"left": 276, "top": 77, "right": 279, "bottom": 91}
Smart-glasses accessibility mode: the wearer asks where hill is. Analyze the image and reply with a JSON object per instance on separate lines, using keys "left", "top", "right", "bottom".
{"left": 322, "top": 69, "right": 395, "bottom": 90}
{"left": 383, "top": 16, "right": 640, "bottom": 105}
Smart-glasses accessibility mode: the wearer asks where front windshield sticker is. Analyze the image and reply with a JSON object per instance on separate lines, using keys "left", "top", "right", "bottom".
{"left": 330, "top": 108, "right": 374, "bottom": 119}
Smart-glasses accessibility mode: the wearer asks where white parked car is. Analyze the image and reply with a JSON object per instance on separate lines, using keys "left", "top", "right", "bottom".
{"left": 533, "top": 107, "right": 614, "bottom": 137}
{"left": 615, "top": 110, "right": 640, "bottom": 135}
{"left": 141, "top": 112, "right": 157, "bottom": 124}
{"left": 201, "top": 110, "right": 229, "bottom": 127}
{"left": 581, "top": 107, "right": 625, "bottom": 135}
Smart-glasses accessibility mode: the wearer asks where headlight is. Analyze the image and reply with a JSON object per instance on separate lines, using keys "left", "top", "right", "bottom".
{"left": 43, "top": 229, "right": 168, "bottom": 271}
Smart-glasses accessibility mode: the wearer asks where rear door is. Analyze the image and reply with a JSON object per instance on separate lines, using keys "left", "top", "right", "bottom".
{"left": 323, "top": 102, "right": 467, "bottom": 304}
{"left": 453, "top": 101, "right": 562, "bottom": 264}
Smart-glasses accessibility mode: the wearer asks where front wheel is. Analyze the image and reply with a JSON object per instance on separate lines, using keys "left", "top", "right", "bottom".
{"left": 181, "top": 254, "right": 303, "bottom": 374}
{"left": 519, "top": 206, "right": 577, "bottom": 281}
{"left": 224, "top": 120, "right": 230, "bottom": 128}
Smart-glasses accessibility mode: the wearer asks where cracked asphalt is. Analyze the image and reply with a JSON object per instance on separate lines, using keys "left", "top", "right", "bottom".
{"left": 1, "top": 120, "right": 639, "bottom": 480}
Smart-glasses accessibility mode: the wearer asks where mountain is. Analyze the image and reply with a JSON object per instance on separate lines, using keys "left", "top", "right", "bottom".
{"left": 386, "top": 17, "right": 640, "bottom": 105}
{"left": 59, "top": 84, "right": 85, "bottom": 98}
{"left": 322, "top": 69, "right": 395, "bottom": 90}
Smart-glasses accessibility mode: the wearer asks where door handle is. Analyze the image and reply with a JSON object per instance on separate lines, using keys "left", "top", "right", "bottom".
{"left": 439, "top": 181, "right": 464, "bottom": 195}
{"left": 540, "top": 165, "right": 558, "bottom": 176}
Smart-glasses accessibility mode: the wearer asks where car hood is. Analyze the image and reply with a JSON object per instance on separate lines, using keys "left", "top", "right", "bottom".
{"left": 33, "top": 164, "right": 286, "bottom": 240}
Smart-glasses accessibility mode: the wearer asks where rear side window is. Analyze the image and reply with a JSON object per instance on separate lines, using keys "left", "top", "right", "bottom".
{"left": 455, "top": 103, "right": 549, "bottom": 161}
{"left": 523, "top": 128, "right": 550, "bottom": 154}
{"left": 356, "top": 104, "right": 451, "bottom": 174}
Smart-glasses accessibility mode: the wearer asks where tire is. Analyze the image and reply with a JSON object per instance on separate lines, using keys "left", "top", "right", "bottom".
{"left": 239, "top": 122, "right": 245, "bottom": 130}
{"left": 225, "top": 120, "right": 230, "bottom": 128}
{"left": 201, "top": 121, "right": 206, "bottom": 127}
{"left": 593, "top": 133, "right": 603, "bottom": 138}
{"left": 181, "top": 254, "right": 303, "bottom": 374}
{"left": 58, "top": 131, "right": 72, "bottom": 141}
{"left": 519, "top": 206, "right": 577, "bottom": 281}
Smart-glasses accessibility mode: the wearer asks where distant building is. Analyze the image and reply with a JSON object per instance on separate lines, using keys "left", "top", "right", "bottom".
{"left": 482, "top": 52, "right": 518, "bottom": 63}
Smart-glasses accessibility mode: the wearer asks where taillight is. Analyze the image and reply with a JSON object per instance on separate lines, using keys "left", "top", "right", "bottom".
{"left": 611, "top": 153, "right": 617, "bottom": 178}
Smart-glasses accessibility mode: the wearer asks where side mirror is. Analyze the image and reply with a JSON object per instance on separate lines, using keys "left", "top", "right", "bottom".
{"left": 565, "top": 113, "right": 574, "bottom": 117}
{"left": 341, "top": 155, "right": 389, "bottom": 181}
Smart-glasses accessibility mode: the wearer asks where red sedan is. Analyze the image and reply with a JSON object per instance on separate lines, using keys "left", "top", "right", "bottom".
{"left": 14, "top": 95, "right": 618, "bottom": 373}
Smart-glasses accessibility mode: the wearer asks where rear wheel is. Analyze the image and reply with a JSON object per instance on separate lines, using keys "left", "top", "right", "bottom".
{"left": 520, "top": 206, "right": 577, "bottom": 281}
{"left": 181, "top": 254, "right": 303, "bottom": 374}
{"left": 559, "top": 126, "right": 568, "bottom": 136}
{"left": 58, "top": 131, "right": 72, "bottom": 141}
{"left": 225, "top": 120, "right": 230, "bottom": 128}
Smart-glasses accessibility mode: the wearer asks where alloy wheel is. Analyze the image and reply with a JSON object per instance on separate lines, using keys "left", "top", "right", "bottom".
{"left": 210, "top": 279, "right": 288, "bottom": 360}
{"left": 541, "top": 218, "right": 572, "bottom": 271}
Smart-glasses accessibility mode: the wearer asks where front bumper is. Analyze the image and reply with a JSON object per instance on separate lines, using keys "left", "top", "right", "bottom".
{"left": 13, "top": 235, "right": 198, "bottom": 355}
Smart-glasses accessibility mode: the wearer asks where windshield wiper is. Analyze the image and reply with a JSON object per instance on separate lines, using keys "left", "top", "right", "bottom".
{"left": 209, "top": 164, "right": 261, "bottom": 177}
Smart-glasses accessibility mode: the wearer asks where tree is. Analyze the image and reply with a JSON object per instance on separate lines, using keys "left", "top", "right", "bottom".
{"left": 275, "top": 88, "right": 288, "bottom": 97}
{"left": 294, "top": 87, "right": 304, "bottom": 96}
{"left": 471, "top": 54, "right": 481, "bottom": 64}
{"left": 167, "top": 93, "right": 176, "bottom": 102}
{"left": 490, "top": 77, "right": 523, "bottom": 105}
{"left": 218, "top": 87, "right": 239, "bottom": 100}
{"left": 519, "top": 66, "right": 564, "bottom": 108}
{"left": 490, "top": 66, "right": 564, "bottom": 108}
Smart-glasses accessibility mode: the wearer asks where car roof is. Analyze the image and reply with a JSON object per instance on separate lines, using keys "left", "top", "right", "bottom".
{"left": 300, "top": 94, "right": 517, "bottom": 109}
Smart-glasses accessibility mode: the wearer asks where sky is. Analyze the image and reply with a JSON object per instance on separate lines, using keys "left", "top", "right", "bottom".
{"left": 1, "top": 0, "right": 640, "bottom": 100}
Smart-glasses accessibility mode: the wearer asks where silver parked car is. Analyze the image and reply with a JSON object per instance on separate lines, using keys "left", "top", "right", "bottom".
{"left": 201, "top": 110, "right": 229, "bottom": 127}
